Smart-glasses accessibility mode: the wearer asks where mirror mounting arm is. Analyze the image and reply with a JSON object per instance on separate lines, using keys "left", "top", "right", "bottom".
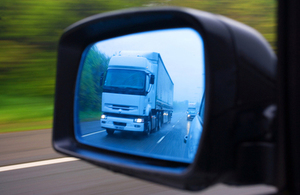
{"left": 100, "top": 72, "right": 104, "bottom": 86}
{"left": 146, "top": 84, "right": 153, "bottom": 94}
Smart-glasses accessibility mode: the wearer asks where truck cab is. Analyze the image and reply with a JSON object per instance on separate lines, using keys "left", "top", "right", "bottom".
{"left": 100, "top": 51, "right": 173, "bottom": 135}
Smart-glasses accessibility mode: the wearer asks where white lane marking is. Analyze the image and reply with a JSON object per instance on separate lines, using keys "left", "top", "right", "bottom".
{"left": 0, "top": 157, "right": 79, "bottom": 172}
{"left": 157, "top": 136, "right": 165, "bottom": 144}
{"left": 82, "top": 130, "right": 106, "bottom": 137}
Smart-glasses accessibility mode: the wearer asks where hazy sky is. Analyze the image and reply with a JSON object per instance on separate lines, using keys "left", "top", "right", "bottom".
{"left": 95, "top": 28, "right": 205, "bottom": 103}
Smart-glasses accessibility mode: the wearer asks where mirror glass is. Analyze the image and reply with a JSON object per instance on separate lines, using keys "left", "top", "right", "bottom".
{"left": 74, "top": 28, "right": 205, "bottom": 163}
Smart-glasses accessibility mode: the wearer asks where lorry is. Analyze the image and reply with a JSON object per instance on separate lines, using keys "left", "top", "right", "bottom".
{"left": 187, "top": 102, "right": 197, "bottom": 121}
{"left": 100, "top": 51, "right": 174, "bottom": 135}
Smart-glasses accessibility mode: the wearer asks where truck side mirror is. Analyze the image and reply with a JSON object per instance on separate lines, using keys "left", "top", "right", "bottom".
{"left": 150, "top": 75, "right": 155, "bottom": 84}
{"left": 100, "top": 72, "right": 104, "bottom": 86}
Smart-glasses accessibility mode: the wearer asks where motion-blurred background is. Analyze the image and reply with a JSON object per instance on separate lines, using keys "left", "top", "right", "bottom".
{"left": 0, "top": 0, "right": 276, "bottom": 133}
{"left": 0, "top": 1, "right": 277, "bottom": 194}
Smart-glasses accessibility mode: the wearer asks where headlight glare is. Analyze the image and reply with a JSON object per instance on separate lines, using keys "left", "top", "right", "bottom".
{"left": 134, "top": 118, "right": 144, "bottom": 123}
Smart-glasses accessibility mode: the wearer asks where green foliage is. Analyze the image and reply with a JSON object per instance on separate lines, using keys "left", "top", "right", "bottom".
{"left": 168, "top": 0, "right": 277, "bottom": 51}
{"left": 0, "top": 95, "right": 53, "bottom": 133}
{"left": 78, "top": 46, "right": 110, "bottom": 121}
{"left": 0, "top": 0, "right": 277, "bottom": 132}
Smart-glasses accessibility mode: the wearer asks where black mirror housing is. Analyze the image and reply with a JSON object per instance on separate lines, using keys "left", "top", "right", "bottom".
{"left": 53, "top": 7, "right": 277, "bottom": 191}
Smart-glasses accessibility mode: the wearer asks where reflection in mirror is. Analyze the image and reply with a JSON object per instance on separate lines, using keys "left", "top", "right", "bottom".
{"left": 74, "top": 28, "right": 205, "bottom": 163}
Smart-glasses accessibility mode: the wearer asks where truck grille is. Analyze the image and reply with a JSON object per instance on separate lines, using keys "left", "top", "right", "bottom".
{"left": 105, "top": 104, "right": 137, "bottom": 111}
{"left": 112, "top": 105, "right": 130, "bottom": 111}
{"left": 113, "top": 122, "right": 126, "bottom": 126}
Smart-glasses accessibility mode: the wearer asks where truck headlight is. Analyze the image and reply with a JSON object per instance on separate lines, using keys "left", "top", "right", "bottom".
{"left": 134, "top": 118, "right": 144, "bottom": 123}
{"left": 101, "top": 114, "right": 107, "bottom": 119}
{"left": 188, "top": 115, "right": 190, "bottom": 117}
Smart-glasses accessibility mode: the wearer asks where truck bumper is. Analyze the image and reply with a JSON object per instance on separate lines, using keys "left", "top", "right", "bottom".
{"left": 100, "top": 116, "right": 145, "bottom": 132}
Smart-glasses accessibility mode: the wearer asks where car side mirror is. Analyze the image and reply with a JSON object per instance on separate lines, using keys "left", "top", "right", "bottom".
{"left": 53, "top": 7, "right": 277, "bottom": 191}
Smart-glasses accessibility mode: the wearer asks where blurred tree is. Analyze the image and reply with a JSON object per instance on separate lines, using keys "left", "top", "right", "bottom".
{"left": 0, "top": 0, "right": 276, "bottom": 131}
{"left": 169, "top": 0, "right": 277, "bottom": 51}
{"left": 79, "top": 45, "right": 110, "bottom": 120}
{"left": 0, "top": 0, "right": 276, "bottom": 98}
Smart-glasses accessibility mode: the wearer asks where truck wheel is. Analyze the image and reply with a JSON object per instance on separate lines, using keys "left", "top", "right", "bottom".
{"left": 143, "top": 120, "right": 151, "bottom": 136}
{"left": 106, "top": 129, "right": 115, "bottom": 135}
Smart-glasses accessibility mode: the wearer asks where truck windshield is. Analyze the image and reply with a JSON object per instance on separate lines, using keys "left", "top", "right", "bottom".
{"left": 103, "top": 69, "right": 146, "bottom": 95}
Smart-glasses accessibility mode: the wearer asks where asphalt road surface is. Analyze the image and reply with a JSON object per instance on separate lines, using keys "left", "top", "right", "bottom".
{"left": 79, "top": 111, "right": 192, "bottom": 162}
{"left": 0, "top": 128, "right": 277, "bottom": 195}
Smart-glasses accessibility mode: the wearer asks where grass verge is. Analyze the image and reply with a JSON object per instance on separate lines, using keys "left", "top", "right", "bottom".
{"left": 79, "top": 111, "right": 101, "bottom": 122}
{"left": 0, "top": 120, "right": 52, "bottom": 133}
{"left": 0, "top": 95, "right": 53, "bottom": 133}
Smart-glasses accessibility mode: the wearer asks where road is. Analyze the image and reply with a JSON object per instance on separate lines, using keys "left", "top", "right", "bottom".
{"left": 0, "top": 129, "right": 277, "bottom": 195}
{"left": 79, "top": 111, "right": 192, "bottom": 162}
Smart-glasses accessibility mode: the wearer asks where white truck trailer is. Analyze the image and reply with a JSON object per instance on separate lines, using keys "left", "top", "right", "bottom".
{"left": 100, "top": 51, "right": 174, "bottom": 135}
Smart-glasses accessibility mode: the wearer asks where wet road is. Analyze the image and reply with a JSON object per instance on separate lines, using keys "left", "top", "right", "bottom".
{"left": 79, "top": 111, "right": 192, "bottom": 162}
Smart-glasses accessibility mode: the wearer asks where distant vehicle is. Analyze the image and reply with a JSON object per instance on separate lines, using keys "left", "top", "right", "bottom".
{"left": 187, "top": 102, "right": 197, "bottom": 120}
{"left": 100, "top": 51, "right": 174, "bottom": 135}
